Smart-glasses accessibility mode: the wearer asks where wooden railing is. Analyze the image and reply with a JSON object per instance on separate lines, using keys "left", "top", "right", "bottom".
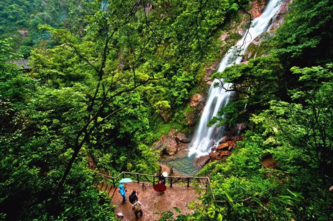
{"left": 94, "top": 171, "right": 261, "bottom": 204}
{"left": 93, "top": 171, "right": 225, "bottom": 203}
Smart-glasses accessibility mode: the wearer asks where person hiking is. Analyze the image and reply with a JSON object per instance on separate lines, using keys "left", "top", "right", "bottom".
{"left": 118, "top": 184, "right": 126, "bottom": 204}
{"left": 154, "top": 172, "right": 166, "bottom": 184}
{"left": 129, "top": 190, "right": 139, "bottom": 204}
{"left": 154, "top": 172, "right": 167, "bottom": 195}
{"left": 132, "top": 201, "right": 143, "bottom": 220}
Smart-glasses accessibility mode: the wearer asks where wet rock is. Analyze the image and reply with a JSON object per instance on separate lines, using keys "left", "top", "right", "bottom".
{"left": 209, "top": 151, "right": 223, "bottom": 161}
{"left": 152, "top": 129, "right": 191, "bottom": 156}
{"left": 176, "top": 132, "right": 190, "bottom": 143}
{"left": 269, "top": 0, "right": 291, "bottom": 32}
{"left": 219, "top": 151, "right": 232, "bottom": 157}
{"left": 218, "top": 136, "right": 228, "bottom": 144}
{"left": 163, "top": 135, "right": 178, "bottom": 155}
{"left": 194, "top": 155, "right": 211, "bottom": 168}
{"left": 216, "top": 142, "right": 230, "bottom": 150}
{"left": 249, "top": 0, "right": 269, "bottom": 18}
{"left": 176, "top": 148, "right": 189, "bottom": 158}
{"left": 152, "top": 134, "right": 178, "bottom": 156}
{"left": 177, "top": 143, "right": 189, "bottom": 151}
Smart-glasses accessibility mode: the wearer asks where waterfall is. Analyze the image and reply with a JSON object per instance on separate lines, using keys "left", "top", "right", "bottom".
{"left": 188, "top": 0, "right": 284, "bottom": 157}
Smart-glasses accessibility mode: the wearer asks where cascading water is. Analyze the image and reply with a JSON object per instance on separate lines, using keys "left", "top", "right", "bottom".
{"left": 162, "top": 0, "right": 285, "bottom": 175}
{"left": 188, "top": 0, "right": 285, "bottom": 157}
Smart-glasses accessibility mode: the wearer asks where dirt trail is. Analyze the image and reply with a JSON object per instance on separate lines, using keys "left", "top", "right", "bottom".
{"left": 110, "top": 182, "right": 200, "bottom": 221}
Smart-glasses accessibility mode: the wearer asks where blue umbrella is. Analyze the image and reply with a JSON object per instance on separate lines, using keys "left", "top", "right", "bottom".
{"left": 119, "top": 178, "right": 133, "bottom": 183}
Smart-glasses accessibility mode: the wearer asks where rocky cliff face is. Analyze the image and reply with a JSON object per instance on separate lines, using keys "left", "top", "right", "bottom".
{"left": 249, "top": 0, "right": 269, "bottom": 18}
{"left": 153, "top": 0, "right": 291, "bottom": 171}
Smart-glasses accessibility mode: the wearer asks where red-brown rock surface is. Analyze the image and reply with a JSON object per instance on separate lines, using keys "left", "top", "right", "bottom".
{"left": 194, "top": 155, "right": 211, "bottom": 168}
{"left": 204, "top": 61, "right": 220, "bottom": 83}
{"left": 249, "top": 0, "right": 269, "bottom": 18}
{"left": 262, "top": 156, "right": 278, "bottom": 169}
{"left": 190, "top": 93, "right": 204, "bottom": 107}
{"left": 185, "top": 94, "right": 205, "bottom": 126}
{"left": 152, "top": 129, "right": 190, "bottom": 156}
{"left": 269, "top": 0, "right": 291, "bottom": 31}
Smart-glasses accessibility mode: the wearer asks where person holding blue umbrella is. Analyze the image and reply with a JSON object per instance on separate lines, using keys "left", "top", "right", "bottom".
{"left": 117, "top": 178, "right": 133, "bottom": 204}
{"left": 118, "top": 184, "right": 127, "bottom": 204}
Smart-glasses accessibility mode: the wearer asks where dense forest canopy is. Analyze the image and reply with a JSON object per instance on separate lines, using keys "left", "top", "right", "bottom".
{"left": 1, "top": 0, "right": 333, "bottom": 220}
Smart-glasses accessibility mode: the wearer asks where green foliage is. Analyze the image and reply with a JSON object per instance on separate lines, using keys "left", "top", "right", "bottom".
{"left": 194, "top": 0, "right": 333, "bottom": 220}
{"left": 0, "top": 0, "right": 252, "bottom": 219}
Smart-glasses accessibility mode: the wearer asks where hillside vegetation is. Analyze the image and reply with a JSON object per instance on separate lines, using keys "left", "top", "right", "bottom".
{"left": 1, "top": 0, "right": 333, "bottom": 220}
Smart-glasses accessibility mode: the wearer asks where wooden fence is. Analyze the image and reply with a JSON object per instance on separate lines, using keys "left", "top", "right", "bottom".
{"left": 93, "top": 171, "right": 230, "bottom": 204}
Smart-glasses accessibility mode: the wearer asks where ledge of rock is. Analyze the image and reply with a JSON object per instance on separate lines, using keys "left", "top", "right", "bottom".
{"left": 269, "top": 0, "right": 291, "bottom": 32}
{"left": 249, "top": 0, "right": 269, "bottom": 18}
{"left": 208, "top": 135, "right": 244, "bottom": 163}
{"left": 194, "top": 155, "right": 211, "bottom": 168}
{"left": 152, "top": 129, "right": 191, "bottom": 156}
{"left": 185, "top": 94, "right": 205, "bottom": 126}
{"left": 204, "top": 61, "right": 220, "bottom": 83}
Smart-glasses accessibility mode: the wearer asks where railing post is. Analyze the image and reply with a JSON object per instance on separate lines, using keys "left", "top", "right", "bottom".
{"left": 170, "top": 177, "right": 173, "bottom": 187}
{"left": 108, "top": 185, "right": 113, "bottom": 195}
{"left": 137, "top": 174, "right": 140, "bottom": 183}
{"left": 112, "top": 178, "right": 115, "bottom": 187}
{"left": 187, "top": 178, "right": 190, "bottom": 187}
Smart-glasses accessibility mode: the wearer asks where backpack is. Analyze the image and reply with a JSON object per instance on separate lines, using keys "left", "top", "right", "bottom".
{"left": 133, "top": 204, "right": 141, "bottom": 212}
{"left": 129, "top": 193, "right": 137, "bottom": 204}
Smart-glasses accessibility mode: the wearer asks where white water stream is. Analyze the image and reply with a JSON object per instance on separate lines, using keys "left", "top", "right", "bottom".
{"left": 188, "top": 0, "right": 284, "bottom": 157}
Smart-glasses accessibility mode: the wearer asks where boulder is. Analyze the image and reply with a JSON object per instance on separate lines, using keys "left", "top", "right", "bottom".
{"left": 218, "top": 136, "right": 228, "bottom": 144}
{"left": 194, "top": 155, "right": 211, "bottom": 168}
{"left": 219, "top": 151, "right": 232, "bottom": 157}
{"left": 152, "top": 134, "right": 178, "bottom": 156}
{"left": 216, "top": 142, "right": 230, "bottom": 150}
{"left": 152, "top": 129, "right": 191, "bottom": 156}
{"left": 162, "top": 134, "right": 178, "bottom": 155}
{"left": 175, "top": 132, "right": 190, "bottom": 143}
{"left": 209, "top": 151, "right": 223, "bottom": 161}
